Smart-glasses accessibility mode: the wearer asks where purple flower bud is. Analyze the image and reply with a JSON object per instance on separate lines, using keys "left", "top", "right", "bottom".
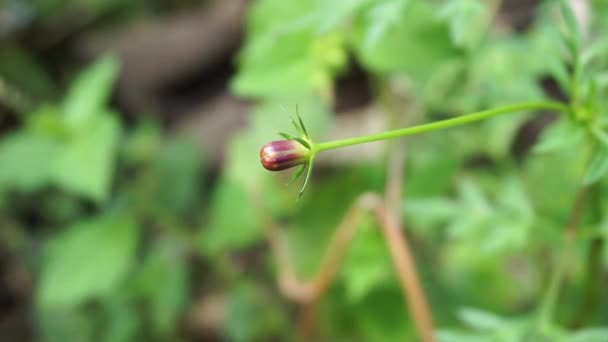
{"left": 260, "top": 140, "right": 309, "bottom": 171}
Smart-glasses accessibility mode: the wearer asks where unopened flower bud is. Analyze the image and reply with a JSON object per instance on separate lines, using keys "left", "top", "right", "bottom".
{"left": 260, "top": 140, "right": 309, "bottom": 171}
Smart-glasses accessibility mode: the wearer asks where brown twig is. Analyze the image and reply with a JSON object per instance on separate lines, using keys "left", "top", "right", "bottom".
{"left": 265, "top": 192, "right": 435, "bottom": 341}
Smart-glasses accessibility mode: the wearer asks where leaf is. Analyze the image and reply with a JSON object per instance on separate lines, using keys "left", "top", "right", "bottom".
{"left": 101, "top": 300, "right": 139, "bottom": 342}
{"left": 200, "top": 179, "right": 261, "bottom": 256}
{"left": 0, "top": 131, "right": 58, "bottom": 192}
{"left": 437, "top": 0, "right": 489, "bottom": 51}
{"left": 63, "top": 56, "right": 120, "bottom": 127}
{"left": 342, "top": 215, "right": 393, "bottom": 303}
{"left": 132, "top": 240, "right": 188, "bottom": 337}
{"left": 533, "top": 118, "right": 584, "bottom": 154}
{"left": 232, "top": 0, "right": 347, "bottom": 98}
{"left": 570, "top": 328, "right": 608, "bottom": 342}
{"left": 583, "top": 145, "right": 608, "bottom": 185}
{"left": 363, "top": 0, "right": 409, "bottom": 48}
{"left": 352, "top": 0, "right": 458, "bottom": 81}
{"left": 458, "top": 307, "right": 507, "bottom": 331}
{"left": 52, "top": 111, "right": 121, "bottom": 203}
{"left": 38, "top": 213, "right": 139, "bottom": 308}
{"left": 148, "top": 138, "right": 205, "bottom": 215}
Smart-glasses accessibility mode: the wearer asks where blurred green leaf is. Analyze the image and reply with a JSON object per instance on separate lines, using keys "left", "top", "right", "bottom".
{"left": 102, "top": 300, "right": 139, "bottom": 342}
{"left": 342, "top": 214, "right": 393, "bottom": 303}
{"left": 0, "top": 131, "right": 58, "bottom": 192}
{"left": 571, "top": 328, "right": 608, "bottom": 342}
{"left": 200, "top": 179, "right": 261, "bottom": 256}
{"left": 52, "top": 111, "right": 121, "bottom": 203}
{"left": 352, "top": 0, "right": 458, "bottom": 80}
{"left": 458, "top": 307, "right": 507, "bottom": 331}
{"left": 226, "top": 283, "right": 290, "bottom": 341}
{"left": 583, "top": 145, "right": 608, "bottom": 185}
{"left": 437, "top": 0, "right": 489, "bottom": 51}
{"left": 38, "top": 213, "right": 139, "bottom": 308}
{"left": 232, "top": 0, "right": 347, "bottom": 97}
{"left": 148, "top": 137, "right": 205, "bottom": 215}
{"left": 63, "top": 56, "right": 120, "bottom": 127}
{"left": 133, "top": 239, "right": 187, "bottom": 337}
{"left": 534, "top": 118, "right": 584, "bottom": 154}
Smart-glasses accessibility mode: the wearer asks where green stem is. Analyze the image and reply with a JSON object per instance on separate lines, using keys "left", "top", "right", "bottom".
{"left": 539, "top": 244, "right": 568, "bottom": 330}
{"left": 314, "top": 101, "right": 568, "bottom": 153}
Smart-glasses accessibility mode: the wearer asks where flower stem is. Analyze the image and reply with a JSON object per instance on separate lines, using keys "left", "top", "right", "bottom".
{"left": 315, "top": 101, "right": 568, "bottom": 153}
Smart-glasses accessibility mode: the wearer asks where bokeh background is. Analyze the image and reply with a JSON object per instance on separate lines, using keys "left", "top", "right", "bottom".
{"left": 1, "top": 0, "right": 607, "bottom": 340}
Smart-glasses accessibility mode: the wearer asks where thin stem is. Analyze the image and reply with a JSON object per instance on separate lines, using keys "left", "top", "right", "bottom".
{"left": 315, "top": 101, "right": 568, "bottom": 153}
{"left": 538, "top": 187, "right": 590, "bottom": 329}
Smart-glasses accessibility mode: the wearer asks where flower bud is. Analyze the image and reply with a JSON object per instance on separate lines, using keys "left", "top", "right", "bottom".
{"left": 260, "top": 140, "right": 309, "bottom": 171}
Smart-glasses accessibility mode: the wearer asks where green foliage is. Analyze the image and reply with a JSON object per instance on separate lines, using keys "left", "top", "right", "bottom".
{"left": 38, "top": 213, "right": 139, "bottom": 308}
{"left": 2, "top": 0, "right": 608, "bottom": 340}
{"left": 0, "top": 57, "right": 121, "bottom": 203}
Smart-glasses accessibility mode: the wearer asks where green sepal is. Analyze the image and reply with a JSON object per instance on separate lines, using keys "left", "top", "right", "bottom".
{"left": 293, "top": 137, "right": 311, "bottom": 149}
{"left": 296, "top": 105, "right": 309, "bottom": 139}
{"left": 279, "top": 132, "right": 298, "bottom": 141}
{"left": 288, "top": 164, "right": 306, "bottom": 186}
{"left": 277, "top": 132, "right": 311, "bottom": 149}
{"left": 290, "top": 117, "right": 304, "bottom": 137}
{"left": 299, "top": 156, "right": 315, "bottom": 198}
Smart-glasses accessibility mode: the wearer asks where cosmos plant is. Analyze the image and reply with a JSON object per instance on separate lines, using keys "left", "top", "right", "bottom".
{"left": 260, "top": 1, "right": 608, "bottom": 199}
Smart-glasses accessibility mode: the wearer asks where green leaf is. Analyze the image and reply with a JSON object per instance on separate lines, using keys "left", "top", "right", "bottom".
{"left": 352, "top": 0, "right": 458, "bottom": 80}
{"left": 583, "top": 145, "right": 608, "bottom": 185}
{"left": 0, "top": 132, "right": 58, "bottom": 192}
{"left": 200, "top": 179, "right": 261, "bottom": 256}
{"left": 232, "top": 0, "right": 347, "bottom": 97}
{"left": 38, "top": 213, "right": 139, "bottom": 308}
{"left": 533, "top": 118, "right": 584, "bottom": 154}
{"left": 147, "top": 138, "right": 205, "bottom": 215}
{"left": 101, "top": 299, "right": 139, "bottom": 342}
{"left": 132, "top": 240, "right": 188, "bottom": 337}
{"left": 437, "top": 0, "right": 489, "bottom": 51}
{"left": 571, "top": 328, "right": 608, "bottom": 342}
{"left": 52, "top": 111, "right": 121, "bottom": 203}
{"left": 458, "top": 307, "right": 507, "bottom": 331}
{"left": 342, "top": 214, "right": 393, "bottom": 303}
{"left": 63, "top": 56, "right": 120, "bottom": 127}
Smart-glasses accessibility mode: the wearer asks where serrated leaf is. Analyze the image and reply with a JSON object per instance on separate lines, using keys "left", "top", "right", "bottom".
{"left": 583, "top": 146, "right": 608, "bottom": 185}
{"left": 63, "top": 56, "right": 120, "bottom": 127}
{"left": 38, "top": 213, "right": 139, "bottom": 308}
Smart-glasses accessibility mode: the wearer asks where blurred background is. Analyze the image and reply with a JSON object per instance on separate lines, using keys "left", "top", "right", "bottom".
{"left": 1, "top": 0, "right": 607, "bottom": 340}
